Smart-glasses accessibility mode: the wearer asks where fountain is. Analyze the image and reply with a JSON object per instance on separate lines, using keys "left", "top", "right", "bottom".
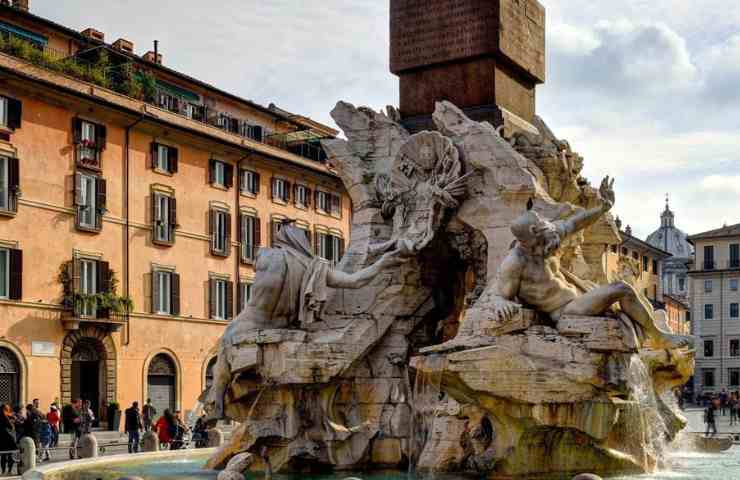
{"left": 26, "top": 1, "right": 718, "bottom": 479}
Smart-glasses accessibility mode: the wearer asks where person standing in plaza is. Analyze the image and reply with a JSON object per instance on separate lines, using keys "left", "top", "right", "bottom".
{"left": 124, "top": 402, "right": 143, "bottom": 454}
{"left": 730, "top": 393, "right": 738, "bottom": 426}
{"left": 67, "top": 400, "right": 82, "bottom": 459}
{"left": 705, "top": 403, "right": 718, "bottom": 437}
{"left": 0, "top": 405, "right": 16, "bottom": 475}
{"left": 720, "top": 389, "right": 728, "bottom": 416}
{"left": 46, "top": 404, "right": 60, "bottom": 449}
{"left": 142, "top": 399, "right": 157, "bottom": 432}
{"left": 155, "top": 409, "right": 175, "bottom": 450}
{"left": 79, "top": 400, "right": 94, "bottom": 435}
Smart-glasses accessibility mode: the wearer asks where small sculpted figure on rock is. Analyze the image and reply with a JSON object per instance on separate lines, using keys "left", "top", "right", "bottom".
{"left": 207, "top": 221, "right": 406, "bottom": 420}
{"left": 491, "top": 176, "right": 692, "bottom": 350}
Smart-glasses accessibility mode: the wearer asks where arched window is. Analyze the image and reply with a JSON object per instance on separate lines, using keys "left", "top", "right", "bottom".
{"left": 205, "top": 357, "right": 217, "bottom": 390}
{"left": 0, "top": 348, "right": 20, "bottom": 407}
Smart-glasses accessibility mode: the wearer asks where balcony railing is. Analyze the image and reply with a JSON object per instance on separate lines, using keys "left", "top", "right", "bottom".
{"left": 0, "top": 31, "right": 331, "bottom": 165}
{"left": 703, "top": 260, "right": 716, "bottom": 271}
{"left": 729, "top": 259, "right": 740, "bottom": 270}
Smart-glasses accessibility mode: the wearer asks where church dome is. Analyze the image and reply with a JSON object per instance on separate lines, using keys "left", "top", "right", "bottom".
{"left": 646, "top": 201, "right": 692, "bottom": 259}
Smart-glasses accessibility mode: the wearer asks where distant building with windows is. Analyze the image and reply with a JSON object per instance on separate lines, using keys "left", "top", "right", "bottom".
{"left": 0, "top": 2, "right": 350, "bottom": 423}
{"left": 689, "top": 223, "right": 740, "bottom": 395}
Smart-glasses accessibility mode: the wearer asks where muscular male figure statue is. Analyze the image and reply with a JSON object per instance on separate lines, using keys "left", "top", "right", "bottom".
{"left": 492, "top": 177, "right": 692, "bottom": 350}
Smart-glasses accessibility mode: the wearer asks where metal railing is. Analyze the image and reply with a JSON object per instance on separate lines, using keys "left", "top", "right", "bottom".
{"left": 0, "top": 31, "right": 331, "bottom": 165}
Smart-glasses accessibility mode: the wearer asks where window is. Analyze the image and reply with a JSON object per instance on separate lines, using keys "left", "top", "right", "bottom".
{"left": 0, "top": 96, "right": 21, "bottom": 130}
{"left": 0, "top": 155, "right": 18, "bottom": 212}
{"left": 731, "top": 279, "right": 739, "bottom": 292}
{"left": 294, "top": 184, "right": 311, "bottom": 209}
{"left": 79, "top": 259, "right": 97, "bottom": 317}
{"left": 610, "top": 245, "right": 617, "bottom": 254}
{"left": 316, "top": 191, "right": 341, "bottom": 216}
{"left": 732, "top": 303, "right": 739, "bottom": 319}
{"left": 731, "top": 340, "right": 740, "bottom": 357}
{"left": 704, "top": 280, "right": 713, "bottom": 293}
{"left": 241, "top": 124, "right": 264, "bottom": 142}
{"left": 316, "top": 231, "right": 344, "bottom": 265}
{"left": 632, "top": 251, "right": 639, "bottom": 261}
{"left": 731, "top": 369, "right": 740, "bottom": 388}
{"left": 704, "top": 340, "right": 714, "bottom": 357}
{"left": 238, "top": 281, "right": 252, "bottom": 314}
{"left": 152, "top": 193, "right": 176, "bottom": 244}
{"left": 703, "top": 369, "right": 715, "bottom": 388}
{"left": 642, "top": 256, "right": 649, "bottom": 272}
{"left": 210, "top": 209, "right": 231, "bottom": 256}
{"left": 158, "top": 91, "right": 180, "bottom": 113}
{"left": 75, "top": 172, "right": 105, "bottom": 231}
{"left": 679, "top": 277, "right": 686, "bottom": 291}
{"left": 152, "top": 143, "right": 178, "bottom": 174}
{"left": 271, "top": 178, "right": 290, "bottom": 203}
{"left": 621, "top": 247, "right": 628, "bottom": 256}
{"left": 704, "top": 245, "right": 715, "bottom": 270}
{"left": 239, "top": 215, "right": 260, "bottom": 262}
{"left": 240, "top": 169, "right": 260, "bottom": 195}
{"left": 0, "top": 246, "right": 27, "bottom": 302}
{"left": 210, "top": 160, "right": 233, "bottom": 189}
{"left": 732, "top": 244, "right": 740, "bottom": 268}
{"left": 73, "top": 119, "right": 106, "bottom": 169}
{"left": 705, "top": 304, "right": 714, "bottom": 319}
{"left": 209, "top": 278, "right": 233, "bottom": 320}
{"left": 152, "top": 270, "right": 180, "bottom": 315}
{"left": 217, "top": 114, "right": 239, "bottom": 134}
{"left": 652, "top": 260, "right": 658, "bottom": 274}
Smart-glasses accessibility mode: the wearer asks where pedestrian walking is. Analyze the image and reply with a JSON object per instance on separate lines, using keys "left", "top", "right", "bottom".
{"left": 142, "top": 399, "right": 157, "bottom": 432}
{"left": 0, "top": 405, "right": 16, "bottom": 475}
{"left": 124, "top": 402, "right": 143, "bottom": 454}
{"left": 705, "top": 404, "right": 718, "bottom": 437}
{"left": 66, "top": 399, "right": 82, "bottom": 459}
{"left": 46, "top": 404, "right": 60, "bottom": 448}
{"left": 720, "top": 389, "right": 729, "bottom": 416}
{"left": 38, "top": 420, "right": 52, "bottom": 462}
{"left": 12, "top": 405, "right": 24, "bottom": 443}
{"left": 169, "top": 410, "right": 188, "bottom": 450}
{"left": 23, "top": 403, "right": 42, "bottom": 448}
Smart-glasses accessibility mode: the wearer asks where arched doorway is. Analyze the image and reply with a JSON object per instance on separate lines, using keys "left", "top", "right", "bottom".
{"left": 0, "top": 348, "right": 20, "bottom": 407}
{"left": 71, "top": 338, "right": 106, "bottom": 423}
{"left": 61, "top": 327, "right": 117, "bottom": 424}
{"left": 147, "top": 354, "right": 176, "bottom": 416}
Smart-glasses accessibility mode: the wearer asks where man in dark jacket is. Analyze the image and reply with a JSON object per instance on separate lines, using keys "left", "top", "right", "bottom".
{"left": 142, "top": 399, "right": 156, "bottom": 432}
{"left": 124, "top": 402, "right": 143, "bottom": 453}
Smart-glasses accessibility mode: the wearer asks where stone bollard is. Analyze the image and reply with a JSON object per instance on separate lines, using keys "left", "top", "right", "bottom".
{"left": 142, "top": 430, "right": 159, "bottom": 452}
{"left": 572, "top": 475, "right": 603, "bottom": 480}
{"left": 207, "top": 428, "right": 224, "bottom": 448}
{"left": 79, "top": 433, "right": 99, "bottom": 459}
{"left": 18, "top": 436, "right": 36, "bottom": 474}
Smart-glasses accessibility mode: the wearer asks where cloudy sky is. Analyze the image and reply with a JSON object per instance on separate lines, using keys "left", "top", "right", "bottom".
{"left": 33, "top": 0, "right": 740, "bottom": 239}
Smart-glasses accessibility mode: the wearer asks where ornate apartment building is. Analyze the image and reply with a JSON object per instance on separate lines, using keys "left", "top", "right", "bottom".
{"left": 0, "top": 2, "right": 350, "bottom": 422}
{"left": 690, "top": 223, "right": 740, "bottom": 395}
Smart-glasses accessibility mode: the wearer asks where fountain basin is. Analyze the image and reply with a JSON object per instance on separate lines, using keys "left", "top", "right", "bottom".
{"left": 21, "top": 446, "right": 740, "bottom": 480}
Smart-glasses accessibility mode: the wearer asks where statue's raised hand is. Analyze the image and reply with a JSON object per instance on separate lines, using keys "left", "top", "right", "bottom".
{"left": 378, "top": 249, "right": 409, "bottom": 269}
{"left": 599, "top": 176, "right": 615, "bottom": 211}
{"left": 492, "top": 297, "right": 521, "bottom": 322}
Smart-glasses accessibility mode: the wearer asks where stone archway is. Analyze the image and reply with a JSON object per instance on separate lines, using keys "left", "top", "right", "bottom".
{"left": 61, "top": 326, "right": 116, "bottom": 417}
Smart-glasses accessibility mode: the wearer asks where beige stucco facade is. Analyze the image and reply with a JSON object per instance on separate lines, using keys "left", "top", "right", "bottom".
{"left": 0, "top": 5, "right": 349, "bottom": 424}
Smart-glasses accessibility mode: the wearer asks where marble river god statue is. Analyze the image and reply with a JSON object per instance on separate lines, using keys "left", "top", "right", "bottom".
{"left": 202, "top": 101, "right": 695, "bottom": 479}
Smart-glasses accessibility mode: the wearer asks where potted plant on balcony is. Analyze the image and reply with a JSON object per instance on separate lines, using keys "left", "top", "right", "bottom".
{"left": 107, "top": 401, "right": 121, "bottom": 431}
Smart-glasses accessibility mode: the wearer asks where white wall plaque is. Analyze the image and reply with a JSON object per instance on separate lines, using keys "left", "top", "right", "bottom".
{"left": 31, "top": 341, "right": 55, "bottom": 357}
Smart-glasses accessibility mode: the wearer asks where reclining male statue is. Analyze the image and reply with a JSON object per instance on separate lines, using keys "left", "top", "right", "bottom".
{"left": 491, "top": 176, "right": 692, "bottom": 350}
{"left": 207, "top": 221, "right": 405, "bottom": 420}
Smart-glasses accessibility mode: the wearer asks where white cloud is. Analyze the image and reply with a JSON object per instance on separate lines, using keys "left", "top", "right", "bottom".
{"left": 700, "top": 175, "right": 740, "bottom": 194}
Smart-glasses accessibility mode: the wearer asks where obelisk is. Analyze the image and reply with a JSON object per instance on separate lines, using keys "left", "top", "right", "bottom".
{"left": 390, "top": 0, "right": 546, "bottom": 133}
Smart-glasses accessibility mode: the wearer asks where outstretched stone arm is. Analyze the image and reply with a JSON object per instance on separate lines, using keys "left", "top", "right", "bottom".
{"left": 327, "top": 249, "right": 405, "bottom": 289}
{"left": 559, "top": 176, "right": 615, "bottom": 238}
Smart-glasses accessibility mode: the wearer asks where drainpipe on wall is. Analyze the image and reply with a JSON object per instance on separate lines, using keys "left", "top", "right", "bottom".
{"left": 123, "top": 113, "right": 146, "bottom": 346}
{"left": 235, "top": 153, "right": 251, "bottom": 312}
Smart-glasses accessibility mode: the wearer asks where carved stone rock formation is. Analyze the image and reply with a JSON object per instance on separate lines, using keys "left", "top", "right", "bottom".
{"left": 204, "top": 101, "right": 694, "bottom": 479}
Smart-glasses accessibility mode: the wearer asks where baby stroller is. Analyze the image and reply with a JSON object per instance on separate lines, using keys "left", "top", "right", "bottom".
{"left": 37, "top": 421, "right": 52, "bottom": 462}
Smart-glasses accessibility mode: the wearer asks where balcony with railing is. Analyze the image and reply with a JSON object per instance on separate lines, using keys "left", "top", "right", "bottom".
{"left": 703, "top": 260, "right": 716, "bottom": 271}
{"left": 0, "top": 29, "right": 332, "bottom": 164}
{"left": 729, "top": 259, "right": 740, "bottom": 270}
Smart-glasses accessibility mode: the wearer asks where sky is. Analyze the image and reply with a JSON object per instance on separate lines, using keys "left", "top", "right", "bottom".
{"left": 31, "top": 0, "right": 740, "bottom": 240}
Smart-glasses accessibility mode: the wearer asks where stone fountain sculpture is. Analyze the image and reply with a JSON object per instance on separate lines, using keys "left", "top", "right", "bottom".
{"left": 202, "top": 101, "right": 695, "bottom": 479}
